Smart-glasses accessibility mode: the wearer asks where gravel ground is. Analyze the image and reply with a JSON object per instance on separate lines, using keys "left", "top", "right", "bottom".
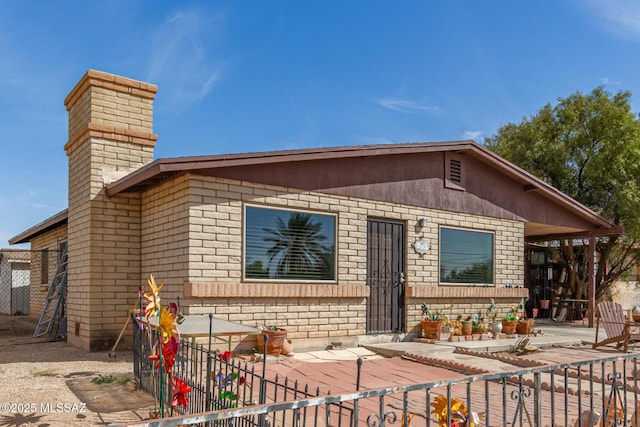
{"left": 0, "top": 317, "right": 156, "bottom": 427}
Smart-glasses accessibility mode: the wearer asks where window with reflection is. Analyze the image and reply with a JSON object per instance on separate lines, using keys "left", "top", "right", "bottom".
{"left": 244, "top": 206, "right": 336, "bottom": 281}
{"left": 440, "top": 227, "right": 494, "bottom": 285}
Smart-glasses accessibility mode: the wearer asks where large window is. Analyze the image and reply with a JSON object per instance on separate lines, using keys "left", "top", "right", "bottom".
{"left": 244, "top": 205, "right": 336, "bottom": 281}
{"left": 439, "top": 227, "right": 494, "bottom": 285}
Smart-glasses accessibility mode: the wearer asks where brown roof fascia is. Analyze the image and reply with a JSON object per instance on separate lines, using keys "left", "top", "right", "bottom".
{"left": 9, "top": 209, "right": 68, "bottom": 245}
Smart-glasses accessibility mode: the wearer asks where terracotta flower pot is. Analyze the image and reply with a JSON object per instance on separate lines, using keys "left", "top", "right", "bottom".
{"left": 256, "top": 328, "right": 288, "bottom": 356}
{"left": 421, "top": 319, "right": 443, "bottom": 340}
{"left": 461, "top": 320, "right": 473, "bottom": 336}
{"left": 502, "top": 320, "right": 518, "bottom": 335}
{"left": 516, "top": 319, "right": 534, "bottom": 335}
{"left": 539, "top": 299, "right": 550, "bottom": 309}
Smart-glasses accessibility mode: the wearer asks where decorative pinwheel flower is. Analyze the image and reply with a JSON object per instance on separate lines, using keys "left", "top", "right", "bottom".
{"left": 158, "top": 307, "right": 178, "bottom": 343}
{"left": 143, "top": 275, "right": 163, "bottom": 317}
{"left": 171, "top": 377, "right": 191, "bottom": 409}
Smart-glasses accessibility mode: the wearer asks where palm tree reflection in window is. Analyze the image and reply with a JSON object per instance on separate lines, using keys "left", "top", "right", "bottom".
{"left": 263, "top": 212, "right": 334, "bottom": 280}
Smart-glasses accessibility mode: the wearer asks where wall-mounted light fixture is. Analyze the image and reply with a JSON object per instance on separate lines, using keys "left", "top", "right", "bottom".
{"left": 418, "top": 217, "right": 429, "bottom": 228}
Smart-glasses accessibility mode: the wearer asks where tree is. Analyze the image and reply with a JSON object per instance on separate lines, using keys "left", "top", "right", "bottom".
{"left": 263, "top": 213, "right": 332, "bottom": 280}
{"left": 485, "top": 87, "right": 640, "bottom": 299}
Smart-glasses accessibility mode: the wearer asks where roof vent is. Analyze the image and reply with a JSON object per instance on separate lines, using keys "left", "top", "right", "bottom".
{"left": 444, "top": 153, "right": 465, "bottom": 191}
{"left": 449, "top": 159, "right": 462, "bottom": 183}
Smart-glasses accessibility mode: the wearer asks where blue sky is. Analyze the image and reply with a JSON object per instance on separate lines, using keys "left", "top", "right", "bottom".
{"left": 2, "top": 0, "right": 640, "bottom": 246}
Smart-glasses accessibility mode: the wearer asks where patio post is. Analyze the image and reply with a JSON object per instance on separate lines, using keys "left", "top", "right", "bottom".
{"left": 587, "top": 233, "right": 596, "bottom": 327}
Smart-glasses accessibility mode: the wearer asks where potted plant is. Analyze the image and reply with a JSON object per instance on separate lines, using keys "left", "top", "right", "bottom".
{"left": 516, "top": 316, "right": 534, "bottom": 335}
{"left": 472, "top": 314, "right": 486, "bottom": 334}
{"left": 439, "top": 315, "right": 453, "bottom": 339}
{"left": 256, "top": 325, "right": 288, "bottom": 356}
{"left": 487, "top": 298, "right": 502, "bottom": 335}
{"left": 502, "top": 306, "right": 519, "bottom": 335}
{"left": 449, "top": 318, "right": 463, "bottom": 337}
{"left": 420, "top": 303, "right": 448, "bottom": 339}
{"left": 461, "top": 316, "right": 473, "bottom": 336}
{"left": 517, "top": 305, "right": 535, "bottom": 335}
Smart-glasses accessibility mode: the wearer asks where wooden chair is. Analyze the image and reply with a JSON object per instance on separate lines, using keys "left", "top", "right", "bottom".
{"left": 593, "top": 301, "right": 640, "bottom": 352}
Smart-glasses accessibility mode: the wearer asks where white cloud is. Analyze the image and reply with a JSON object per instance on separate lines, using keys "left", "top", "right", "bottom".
{"left": 599, "top": 77, "right": 622, "bottom": 86}
{"left": 377, "top": 98, "right": 441, "bottom": 114}
{"left": 583, "top": 0, "right": 640, "bottom": 39}
{"left": 147, "top": 8, "right": 227, "bottom": 108}
{"left": 463, "top": 131, "right": 483, "bottom": 142}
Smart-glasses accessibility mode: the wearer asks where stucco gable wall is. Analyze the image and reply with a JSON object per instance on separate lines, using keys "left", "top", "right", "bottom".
{"left": 206, "top": 151, "right": 597, "bottom": 231}
{"left": 461, "top": 155, "right": 598, "bottom": 230}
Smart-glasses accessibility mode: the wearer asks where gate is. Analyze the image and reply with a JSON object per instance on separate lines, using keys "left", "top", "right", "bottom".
{"left": 0, "top": 248, "right": 61, "bottom": 319}
{"left": 366, "top": 218, "right": 405, "bottom": 334}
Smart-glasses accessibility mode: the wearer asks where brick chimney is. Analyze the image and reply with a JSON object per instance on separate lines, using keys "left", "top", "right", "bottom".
{"left": 64, "top": 70, "right": 157, "bottom": 350}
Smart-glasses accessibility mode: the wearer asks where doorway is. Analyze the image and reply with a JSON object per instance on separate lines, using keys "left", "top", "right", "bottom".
{"left": 366, "top": 218, "right": 406, "bottom": 333}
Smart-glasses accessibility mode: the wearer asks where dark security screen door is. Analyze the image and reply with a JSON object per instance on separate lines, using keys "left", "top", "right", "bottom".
{"left": 366, "top": 218, "right": 405, "bottom": 334}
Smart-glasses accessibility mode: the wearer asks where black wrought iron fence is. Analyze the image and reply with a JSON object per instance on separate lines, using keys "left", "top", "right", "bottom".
{"left": 0, "top": 248, "right": 55, "bottom": 317}
{"left": 132, "top": 315, "right": 354, "bottom": 426}
{"left": 121, "top": 349, "right": 640, "bottom": 427}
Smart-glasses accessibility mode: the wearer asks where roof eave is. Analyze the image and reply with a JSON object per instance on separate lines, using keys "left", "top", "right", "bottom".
{"left": 9, "top": 209, "right": 69, "bottom": 245}
{"left": 526, "top": 224, "right": 625, "bottom": 243}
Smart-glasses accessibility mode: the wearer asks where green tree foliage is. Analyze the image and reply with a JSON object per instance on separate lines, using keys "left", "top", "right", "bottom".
{"left": 485, "top": 87, "right": 640, "bottom": 298}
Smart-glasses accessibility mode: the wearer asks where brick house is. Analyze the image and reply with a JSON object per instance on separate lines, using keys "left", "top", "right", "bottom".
{"left": 9, "top": 70, "right": 620, "bottom": 352}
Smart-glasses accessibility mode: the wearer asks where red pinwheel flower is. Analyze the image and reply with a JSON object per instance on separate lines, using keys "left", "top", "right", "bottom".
{"left": 166, "top": 336, "right": 179, "bottom": 355}
{"left": 171, "top": 377, "right": 191, "bottom": 409}
{"left": 220, "top": 350, "right": 233, "bottom": 362}
{"left": 161, "top": 343, "right": 176, "bottom": 373}
{"left": 148, "top": 340, "right": 177, "bottom": 373}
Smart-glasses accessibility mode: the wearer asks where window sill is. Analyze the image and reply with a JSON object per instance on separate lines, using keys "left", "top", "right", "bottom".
{"left": 185, "top": 282, "right": 370, "bottom": 299}
{"left": 407, "top": 285, "right": 529, "bottom": 299}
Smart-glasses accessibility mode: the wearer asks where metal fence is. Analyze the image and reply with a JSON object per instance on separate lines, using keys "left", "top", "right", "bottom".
{"left": 132, "top": 315, "right": 354, "bottom": 425}
{"left": 122, "top": 348, "right": 640, "bottom": 427}
{"left": 611, "top": 280, "right": 640, "bottom": 312}
{"left": 0, "top": 249, "right": 55, "bottom": 317}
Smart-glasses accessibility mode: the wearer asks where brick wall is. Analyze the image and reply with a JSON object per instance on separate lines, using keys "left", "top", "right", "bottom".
{"left": 140, "top": 174, "right": 191, "bottom": 302}
{"left": 30, "top": 226, "right": 68, "bottom": 315}
{"left": 64, "top": 70, "right": 157, "bottom": 351}
{"left": 138, "top": 174, "right": 527, "bottom": 351}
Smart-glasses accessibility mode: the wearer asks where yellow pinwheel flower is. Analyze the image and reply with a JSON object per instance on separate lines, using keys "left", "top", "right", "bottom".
{"left": 144, "top": 275, "right": 163, "bottom": 317}
{"left": 430, "top": 396, "right": 472, "bottom": 427}
{"left": 158, "top": 307, "right": 178, "bottom": 343}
